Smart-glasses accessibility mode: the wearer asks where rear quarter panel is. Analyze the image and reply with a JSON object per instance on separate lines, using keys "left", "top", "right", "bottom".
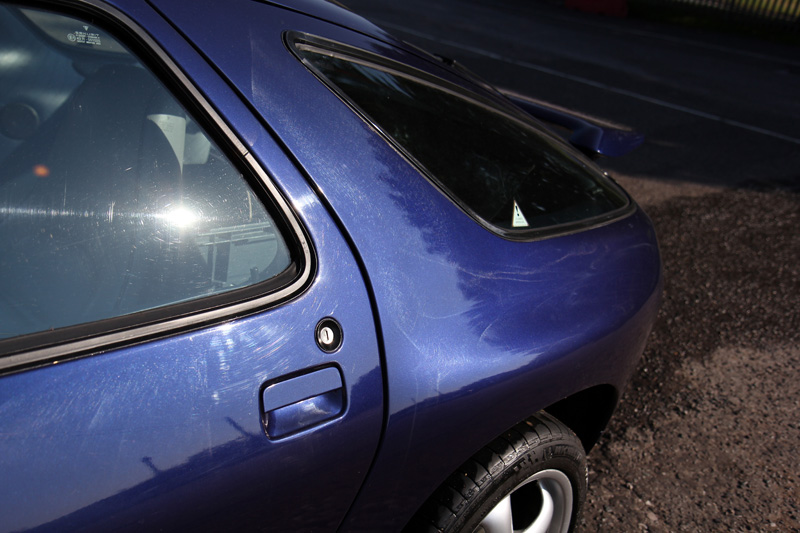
{"left": 143, "top": 0, "right": 663, "bottom": 529}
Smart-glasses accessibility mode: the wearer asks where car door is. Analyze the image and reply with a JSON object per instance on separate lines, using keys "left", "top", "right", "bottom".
{"left": 0, "top": 3, "right": 383, "bottom": 532}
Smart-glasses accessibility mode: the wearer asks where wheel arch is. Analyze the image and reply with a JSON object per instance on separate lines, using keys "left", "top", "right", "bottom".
{"left": 545, "top": 384, "right": 619, "bottom": 452}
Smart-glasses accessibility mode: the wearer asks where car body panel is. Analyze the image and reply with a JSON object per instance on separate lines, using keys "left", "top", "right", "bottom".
{"left": 0, "top": 2, "right": 383, "bottom": 531}
{"left": 0, "top": 0, "right": 662, "bottom": 530}
{"left": 145, "top": 0, "right": 662, "bottom": 529}
{"left": 261, "top": 0, "right": 403, "bottom": 47}
{"left": 1, "top": 286, "right": 383, "bottom": 532}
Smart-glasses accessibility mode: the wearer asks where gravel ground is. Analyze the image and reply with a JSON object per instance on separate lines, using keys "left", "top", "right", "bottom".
{"left": 577, "top": 177, "right": 800, "bottom": 532}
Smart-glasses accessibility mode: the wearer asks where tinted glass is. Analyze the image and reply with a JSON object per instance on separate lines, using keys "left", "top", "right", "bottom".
{"left": 0, "top": 6, "right": 291, "bottom": 340}
{"left": 294, "top": 40, "right": 627, "bottom": 234}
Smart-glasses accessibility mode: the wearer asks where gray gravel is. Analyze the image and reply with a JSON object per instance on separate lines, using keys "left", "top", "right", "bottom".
{"left": 578, "top": 178, "right": 800, "bottom": 532}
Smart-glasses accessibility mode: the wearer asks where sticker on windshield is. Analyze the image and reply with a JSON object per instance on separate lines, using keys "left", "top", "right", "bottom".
{"left": 18, "top": 9, "right": 128, "bottom": 55}
{"left": 512, "top": 200, "right": 529, "bottom": 228}
{"left": 67, "top": 26, "right": 102, "bottom": 46}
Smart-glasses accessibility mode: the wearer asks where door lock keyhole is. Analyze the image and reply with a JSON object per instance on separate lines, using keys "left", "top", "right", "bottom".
{"left": 315, "top": 318, "right": 342, "bottom": 353}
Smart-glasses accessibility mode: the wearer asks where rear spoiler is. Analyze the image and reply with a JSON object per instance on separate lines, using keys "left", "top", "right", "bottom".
{"left": 429, "top": 54, "right": 643, "bottom": 158}
{"left": 502, "top": 91, "right": 644, "bottom": 158}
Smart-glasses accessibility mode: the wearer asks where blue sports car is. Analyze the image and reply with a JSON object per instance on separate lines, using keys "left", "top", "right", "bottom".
{"left": 0, "top": 1, "right": 661, "bottom": 531}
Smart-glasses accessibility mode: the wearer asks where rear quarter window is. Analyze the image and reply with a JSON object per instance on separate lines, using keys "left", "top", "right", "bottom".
{"left": 290, "top": 33, "right": 629, "bottom": 239}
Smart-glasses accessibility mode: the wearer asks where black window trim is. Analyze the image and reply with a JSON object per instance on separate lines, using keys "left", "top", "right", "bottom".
{"left": 286, "top": 31, "right": 635, "bottom": 242}
{"left": 0, "top": 0, "right": 315, "bottom": 374}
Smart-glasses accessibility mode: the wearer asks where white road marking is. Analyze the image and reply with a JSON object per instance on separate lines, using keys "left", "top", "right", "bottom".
{"left": 379, "top": 21, "right": 800, "bottom": 145}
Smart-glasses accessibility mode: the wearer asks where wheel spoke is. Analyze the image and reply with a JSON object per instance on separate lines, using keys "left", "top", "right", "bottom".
{"left": 525, "top": 481, "right": 554, "bottom": 533}
{"left": 479, "top": 495, "right": 513, "bottom": 533}
{"left": 476, "top": 469, "right": 573, "bottom": 533}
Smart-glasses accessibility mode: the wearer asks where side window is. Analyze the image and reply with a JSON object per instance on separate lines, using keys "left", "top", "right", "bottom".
{"left": 291, "top": 34, "right": 628, "bottom": 237}
{"left": 0, "top": 6, "right": 292, "bottom": 341}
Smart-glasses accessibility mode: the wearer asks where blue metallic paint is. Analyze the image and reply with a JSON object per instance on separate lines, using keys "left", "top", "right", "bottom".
{"left": 1, "top": 189, "right": 383, "bottom": 530}
{"left": 0, "top": 160, "right": 384, "bottom": 531}
{"left": 145, "top": 1, "right": 661, "bottom": 528}
{"left": 0, "top": 3, "right": 383, "bottom": 530}
{"left": 0, "top": 0, "right": 662, "bottom": 531}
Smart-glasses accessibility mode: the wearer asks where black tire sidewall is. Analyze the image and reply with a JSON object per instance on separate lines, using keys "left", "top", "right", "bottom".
{"left": 453, "top": 425, "right": 587, "bottom": 532}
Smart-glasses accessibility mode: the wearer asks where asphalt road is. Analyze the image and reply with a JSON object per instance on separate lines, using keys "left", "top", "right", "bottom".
{"left": 338, "top": 1, "right": 800, "bottom": 530}
{"left": 340, "top": 0, "right": 800, "bottom": 190}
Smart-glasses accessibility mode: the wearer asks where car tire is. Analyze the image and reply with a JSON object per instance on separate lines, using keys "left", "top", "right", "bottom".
{"left": 405, "top": 412, "right": 587, "bottom": 533}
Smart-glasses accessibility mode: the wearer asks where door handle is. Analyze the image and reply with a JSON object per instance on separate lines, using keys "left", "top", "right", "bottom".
{"left": 261, "top": 366, "right": 344, "bottom": 439}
